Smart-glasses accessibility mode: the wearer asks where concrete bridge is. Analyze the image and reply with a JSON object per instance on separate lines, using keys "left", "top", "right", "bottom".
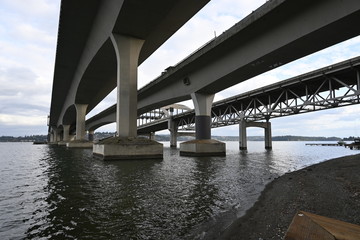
{"left": 86, "top": 56, "right": 360, "bottom": 150}
{"left": 49, "top": 0, "right": 360, "bottom": 159}
{"left": 49, "top": 0, "right": 210, "bottom": 144}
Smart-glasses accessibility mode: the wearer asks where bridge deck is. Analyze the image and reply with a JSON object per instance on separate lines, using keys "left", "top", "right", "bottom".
{"left": 135, "top": 55, "right": 360, "bottom": 134}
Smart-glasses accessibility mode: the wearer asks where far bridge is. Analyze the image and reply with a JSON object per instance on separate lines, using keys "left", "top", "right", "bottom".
{"left": 129, "top": 56, "right": 360, "bottom": 149}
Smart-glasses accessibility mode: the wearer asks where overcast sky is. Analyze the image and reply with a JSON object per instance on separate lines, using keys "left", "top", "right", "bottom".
{"left": 1, "top": 0, "right": 360, "bottom": 138}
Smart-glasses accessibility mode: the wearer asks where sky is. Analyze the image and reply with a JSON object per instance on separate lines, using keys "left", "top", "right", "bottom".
{"left": 0, "top": 0, "right": 360, "bottom": 138}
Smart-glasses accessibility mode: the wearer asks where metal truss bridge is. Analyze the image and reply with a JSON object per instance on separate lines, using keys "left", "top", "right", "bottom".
{"left": 136, "top": 56, "right": 360, "bottom": 134}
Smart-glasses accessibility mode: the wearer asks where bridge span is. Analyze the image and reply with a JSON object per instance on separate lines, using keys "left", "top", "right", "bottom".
{"left": 49, "top": 0, "right": 360, "bottom": 159}
{"left": 93, "top": 56, "right": 359, "bottom": 149}
{"left": 49, "top": 0, "right": 210, "bottom": 139}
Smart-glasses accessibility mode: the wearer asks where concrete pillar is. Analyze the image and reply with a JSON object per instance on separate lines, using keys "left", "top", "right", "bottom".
{"left": 265, "top": 120, "right": 272, "bottom": 149}
{"left": 179, "top": 93, "right": 225, "bottom": 156}
{"left": 239, "top": 120, "right": 272, "bottom": 150}
{"left": 49, "top": 131, "right": 54, "bottom": 143}
{"left": 149, "top": 132, "right": 155, "bottom": 140}
{"left": 75, "top": 104, "right": 88, "bottom": 140}
{"left": 168, "top": 117, "right": 178, "bottom": 148}
{"left": 111, "top": 34, "right": 144, "bottom": 138}
{"left": 88, "top": 130, "right": 94, "bottom": 141}
{"left": 192, "top": 93, "right": 214, "bottom": 140}
{"left": 63, "top": 125, "right": 70, "bottom": 142}
{"left": 93, "top": 34, "right": 163, "bottom": 160}
{"left": 239, "top": 120, "right": 247, "bottom": 150}
{"left": 52, "top": 127, "right": 60, "bottom": 142}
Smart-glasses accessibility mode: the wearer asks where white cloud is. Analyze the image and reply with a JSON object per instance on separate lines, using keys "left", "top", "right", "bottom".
{"left": 0, "top": 113, "right": 46, "bottom": 126}
{"left": 1, "top": 0, "right": 360, "bottom": 138}
{"left": 0, "top": 0, "right": 60, "bottom": 135}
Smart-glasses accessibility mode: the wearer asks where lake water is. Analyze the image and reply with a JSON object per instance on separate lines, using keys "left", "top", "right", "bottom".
{"left": 0, "top": 141, "right": 356, "bottom": 239}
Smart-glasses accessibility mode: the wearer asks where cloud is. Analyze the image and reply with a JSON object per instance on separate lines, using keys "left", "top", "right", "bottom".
{"left": 0, "top": 0, "right": 60, "bottom": 136}
{"left": 138, "top": 0, "right": 266, "bottom": 88}
{"left": 1, "top": 0, "right": 59, "bottom": 20}
{"left": 1, "top": 0, "right": 360, "bottom": 138}
{"left": 0, "top": 113, "right": 46, "bottom": 126}
{"left": 12, "top": 23, "right": 56, "bottom": 46}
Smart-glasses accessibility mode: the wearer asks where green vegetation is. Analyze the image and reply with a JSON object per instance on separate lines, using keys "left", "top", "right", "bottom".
{"left": 0, "top": 135, "right": 47, "bottom": 142}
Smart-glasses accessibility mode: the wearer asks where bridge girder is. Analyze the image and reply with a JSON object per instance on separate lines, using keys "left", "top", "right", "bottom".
{"left": 86, "top": 0, "right": 360, "bottom": 132}
{"left": 137, "top": 56, "right": 360, "bottom": 133}
{"left": 49, "top": 0, "right": 210, "bottom": 129}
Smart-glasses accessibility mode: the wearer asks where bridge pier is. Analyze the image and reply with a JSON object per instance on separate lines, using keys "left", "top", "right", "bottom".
{"left": 50, "top": 127, "right": 60, "bottom": 144}
{"left": 239, "top": 120, "right": 247, "bottom": 150}
{"left": 67, "top": 104, "right": 93, "bottom": 148}
{"left": 49, "top": 129, "right": 55, "bottom": 143}
{"left": 239, "top": 119, "right": 272, "bottom": 150}
{"left": 168, "top": 116, "right": 178, "bottom": 148}
{"left": 88, "top": 130, "right": 94, "bottom": 141}
{"left": 180, "top": 93, "right": 225, "bottom": 156}
{"left": 93, "top": 34, "right": 163, "bottom": 160}
{"left": 58, "top": 124, "right": 70, "bottom": 146}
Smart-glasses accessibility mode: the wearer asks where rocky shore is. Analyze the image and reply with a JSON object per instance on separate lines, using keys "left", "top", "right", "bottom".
{"left": 210, "top": 153, "right": 360, "bottom": 240}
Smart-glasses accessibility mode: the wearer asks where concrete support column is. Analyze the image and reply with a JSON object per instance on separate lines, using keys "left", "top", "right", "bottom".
{"left": 239, "top": 120, "right": 247, "bottom": 150}
{"left": 88, "top": 130, "right": 94, "bottom": 141}
{"left": 93, "top": 34, "right": 163, "bottom": 160}
{"left": 168, "top": 117, "right": 178, "bottom": 148}
{"left": 111, "top": 34, "right": 144, "bottom": 138}
{"left": 52, "top": 127, "right": 60, "bottom": 143}
{"left": 264, "top": 120, "right": 272, "bottom": 149}
{"left": 63, "top": 125, "right": 70, "bottom": 142}
{"left": 75, "top": 104, "right": 88, "bottom": 140}
{"left": 50, "top": 132, "right": 54, "bottom": 143}
{"left": 192, "top": 92, "right": 214, "bottom": 140}
{"left": 180, "top": 92, "right": 225, "bottom": 156}
{"left": 239, "top": 120, "right": 272, "bottom": 150}
{"left": 149, "top": 132, "right": 155, "bottom": 140}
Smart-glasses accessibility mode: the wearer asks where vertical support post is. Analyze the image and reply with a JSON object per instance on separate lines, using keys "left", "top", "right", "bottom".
{"left": 50, "top": 128, "right": 56, "bottom": 143}
{"left": 50, "top": 127, "right": 55, "bottom": 143}
{"left": 168, "top": 116, "right": 178, "bottom": 148}
{"left": 110, "top": 34, "right": 144, "bottom": 138}
{"left": 75, "top": 104, "right": 88, "bottom": 140}
{"left": 149, "top": 132, "right": 155, "bottom": 140}
{"left": 239, "top": 120, "right": 247, "bottom": 150}
{"left": 265, "top": 120, "right": 272, "bottom": 149}
{"left": 179, "top": 92, "right": 225, "bottom": 156}
{"left": 56, "top": 130, "right": 61, "bottom": 142}
{"left": 63, "top": 125, "right": 70, "bottom": 142}
{"left": 52, "top": 127, "right": 60, "bottom": 142}
{"left": 88, "top": 130, "right": 94, "bottom": 141}
{"left": 93, "top": 33, "right": 162, "bottom": 159}
{"left": 191, "top": 92, "right": 214, "bottom": 140}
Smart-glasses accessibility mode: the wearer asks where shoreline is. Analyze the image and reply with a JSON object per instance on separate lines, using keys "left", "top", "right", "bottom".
{"left": 206, "top": 153, "right": 360, "bottom": 240}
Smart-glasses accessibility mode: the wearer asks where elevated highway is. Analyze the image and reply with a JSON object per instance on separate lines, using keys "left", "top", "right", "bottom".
{"left": 86, "top": 0, "right": 360, "bottom": 129}
{"left": 49, "top": 0, "right": 210, "bottom": 129}
{"left": 50, "top": 0, "right": 360, "bottom": 157}
{"left": 84, "top": 56, "right": 360, "bottom": 148}
{"left": 134, "top": 55, "right": 360, "bottom": 135}
{"left": 112, "top": 55, "right": 360, "bottom": 149}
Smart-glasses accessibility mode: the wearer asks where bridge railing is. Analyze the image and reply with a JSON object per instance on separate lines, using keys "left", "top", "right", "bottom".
{"left": 137, "top": 105, "right": 192, "bottom": 128}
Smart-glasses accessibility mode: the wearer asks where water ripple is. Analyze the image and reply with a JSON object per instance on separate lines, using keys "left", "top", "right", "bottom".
{"left": 0, "top": 142, "right": 355, "bottom": 239}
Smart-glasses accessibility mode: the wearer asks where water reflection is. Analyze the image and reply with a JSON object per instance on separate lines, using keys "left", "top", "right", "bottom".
{"left": 0, "top": 142, "right": 355, "bottom": 239}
